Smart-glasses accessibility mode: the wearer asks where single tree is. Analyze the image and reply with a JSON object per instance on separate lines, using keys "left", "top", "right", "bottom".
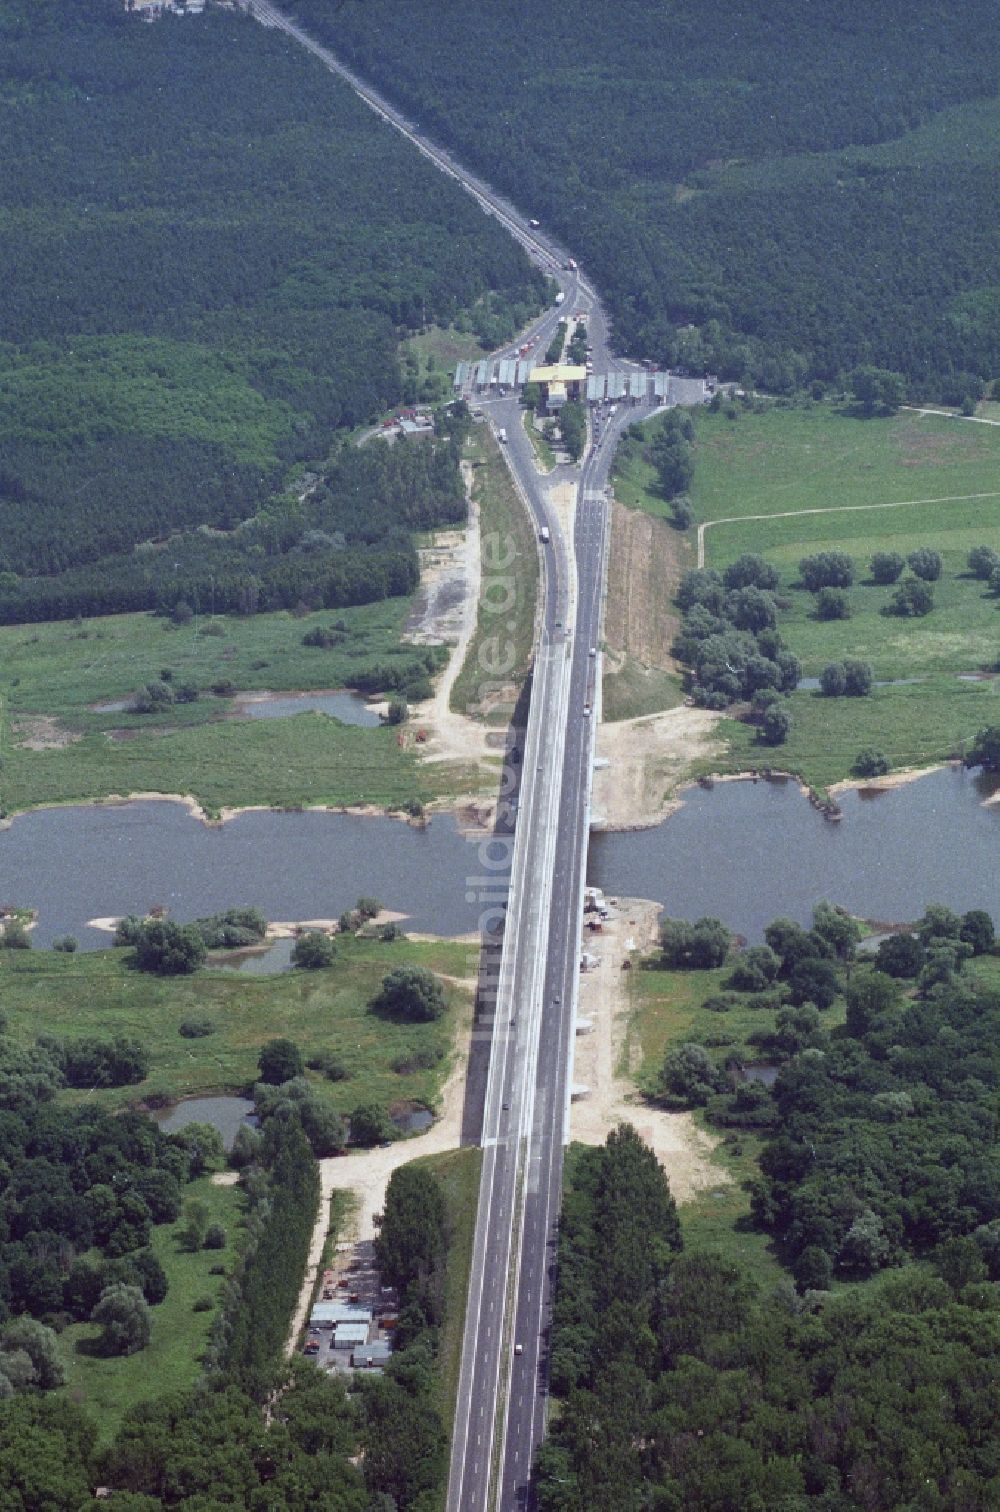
{"left": 290, "top": 931, "right": 336, "bottom": 969}
{"left": 819, "top": 662, "right": 847, "bottom": 697}
{"left": 258, "top": 1037, "right": 304, "bottom": 1084}
{"left": 815, "top": 587, "right": 849, "bottom": 620}
{"left": 370, "top": 966, "right": 446, "bottom": 1022}
{"left": 760, "top": 702, "right": 791, "bottom": 745}
{"left": 907, "top": 547, "right": 942, "bottom": 582}
{"left": 870, "top": 551, "right": 905, "bottom": 584}
{"left": 890, "top": 578, "right": 934, "bottom": 616}
{"left": 842, "top": 658, "right": 873, "bottom": 696}
{"left": 853, "top": 747, "right": 889, "bottom": 777}
{"left": 92, "top": 1284, "right": 151, "bottom": 1357}
{"left": 349, "top": 1102, "right": 394, "bottom": 1147}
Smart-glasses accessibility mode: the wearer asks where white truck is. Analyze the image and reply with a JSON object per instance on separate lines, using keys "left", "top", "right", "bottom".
{"left": 554, "top": 291, "right": 565, "bottom": 306}
{"left": 539, "top": 525, "right": 550, "bottom": 544}
{"left": 497, "top": 427, "right": 508, "bottom": 444}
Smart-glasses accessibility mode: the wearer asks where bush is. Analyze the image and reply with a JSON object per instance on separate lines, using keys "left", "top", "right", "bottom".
{"left": 192, "top": 1296, "right": 214, "bottom": 1313}
{"left": 819, "top": 662, "right": 847, "bottom": 697}
{"left": 258, "top": 1038, "right": 304, "bottom": 1084}
{"left": 660, "top": 916, "right": 731, "bottom": 969}
{"left": 51, "top": 935, "right": 78, "bottom": 953}
{"left": 870, "top": 551, "right": 905, "bottom": 584}
{"left": 968, "top": 545, "right": 1000, "bottom": 580}
{"left": 306, "top": 1050, "right": 349, "bottom": 1082}
{"left": 815, "top": 587, "right": 850, "bottom": 620}
{"left": 843, "top": 658, "right": 873, "bottom": 696}
{"left": 659, "top": 1043, "right": 727, "bottom": 1107}
{"left": 370, "top": 966, "right": 446, "bottom": 1022}
{"left": 907, "top": 547, "right": 942, "bottom": 582}
{"left": 890, "top": 578, "right": 934, "bottom": 616}
{"left": 760, "top": 702, "right": 791, "bottom": 745}
{"left": 350, "top": 1102, "right": 394, "bottom": 1146}
{"left": 0, "top": 919, "right": 32, "bottom": 950}
{"left": 290, "top": 931, "right": 336, "bottom": 969}
{"left": 178, "top": 1017, "right": 215, "bottom": 1039}
{"left": 799, "top": 551, "right": 854, "bottom": 591}
{"left": 722, "top": 554, "right": 779, "bottom": 591}
{"left": 131, "top": 920, "right": 206, "bottom": 976}
{"left": 853, "top": 747, "right": 890, "bottom": 777}
{"left": 91, "top": 1284, "right": 150, "bottom": 1357}
{"left": 203, "top": 1223, "right": 227, "bottom": 1251}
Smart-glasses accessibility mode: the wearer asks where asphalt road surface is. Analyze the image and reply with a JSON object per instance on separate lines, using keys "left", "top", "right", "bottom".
{"left": 243, "top": 9, "right": 704, "bottom": 1506}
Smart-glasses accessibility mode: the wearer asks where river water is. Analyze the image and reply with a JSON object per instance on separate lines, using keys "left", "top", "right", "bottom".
{"left": 1, "top": 800, "right": 496, "bottom": 947}
{"left": 3, "top": 768, "right": 997, "bottom": 951}
{"left": 588, "top": 766, "right": 1000, "bottom": 942}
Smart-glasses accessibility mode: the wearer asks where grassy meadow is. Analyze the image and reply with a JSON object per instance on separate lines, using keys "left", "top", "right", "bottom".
{"left": 0, "top": 599, "right": 479, "bottom": 817}
{"left": 0, "top": 933, "right": 475, "bottom": 1117}
{"left": 623, "top": 403, "right": 1000, "bottom": 787}
{"left": 58, "top": 1175, "right": 243, "bottom": 1441}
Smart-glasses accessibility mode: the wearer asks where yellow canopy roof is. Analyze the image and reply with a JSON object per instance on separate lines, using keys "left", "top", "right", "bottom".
{"left": 528, "top": 364, "right": 587, "bottom": 383}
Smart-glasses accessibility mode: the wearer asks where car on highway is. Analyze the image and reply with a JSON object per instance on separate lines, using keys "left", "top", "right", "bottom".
{"left": 514, "top": 1343, "right": 524, "bottom": 1356}
{"left": 583, "top": 703, "right": 591, "bottom": 717}
{"left": 589, "top": 646, "right": 596, "bottom": 657}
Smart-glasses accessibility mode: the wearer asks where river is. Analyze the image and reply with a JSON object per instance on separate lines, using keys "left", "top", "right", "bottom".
{"left": 588, "top": 766, "right": 1000, "bottom": 942}
{"left": 3, "top": 767, "right": 997, "bottom": 950}
{"left": 1, "top": 800, "right": 496, "bottom": 947}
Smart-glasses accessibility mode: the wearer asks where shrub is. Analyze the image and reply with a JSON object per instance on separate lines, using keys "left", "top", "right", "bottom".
{"left": 178, "top": 1017, "right": 215, "bottom": 1039}
{"left": 52, "top": 935, "right": 78, "bottom": 953}
{"left": 854, "top": 747, "right": 890, "bottom": 777}
{"left": 968, "top": 545, "right": 1000, "bottom": 580}
{"left": 131, "top": 920, "right": 206, "bottom": 975}
{"left": 306, "top": 1050, "right": 349, "bottom": 1082}
{"left": 815, "top": 587, "right": 850, "bottom": 620}
{"left": 192, "top": 1296, "right": 214, "bottom": 1313}
{"left": 0, "top": 919, "right": 32, "bottom": 950}
{"left": 760, "top": 702, "right": 792, "bottom": 744}
{"left": 870, "top": 551, "right": 905, "bottom": 584}
{"left": 890, "top": 578, "right": 934, "bottom": 616}
{"left": 370, "top": 966, "right": 447, "bottom": 1022}
{"left": 660, "top": 916, "right": 731, "bottom": 969}
{"left": 819, "top": 662, "right": 847, "bottom": 697}
{"left": 350, "top": 1102, "right": 394, "bottom": 1146}
{"left": 843, "top": 659, "right": 873, "bottom": 696}
{"left": 258, "top": 1038, "right": 304, "bottom": 1084}
{"left": 907, "top": 547, "right": 942, "bottom": 582}
{"left": 290, "top": 931, "right": 336, "bottom": 969}
{"left": 799, "top": 551, "right": 854, "bottom": 591}
{"left": 203, "top": 1223, "right": 227, "bottom": 1251}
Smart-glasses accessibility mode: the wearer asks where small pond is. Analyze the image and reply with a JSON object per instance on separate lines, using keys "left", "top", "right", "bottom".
{"left": 231, "top": 690, "right": 381, "bottom": 727}
{"left": 214, "top": 935, "right": 297, "bottom": 975}
{"left": 589, "top": 766, "right": 1000, "bottom": 943}
{"left": 152, "top": 1094, "right": 256, "bottom": 1151}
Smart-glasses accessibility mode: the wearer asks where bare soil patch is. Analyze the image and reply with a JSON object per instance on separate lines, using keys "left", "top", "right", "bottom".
{"left": 604, "top": 501, "right": 685, "bottom": 670}
{"left": 592, "top": 705, "right": 723, "bottom": 830}
{"left": 10, "top": 715, "right": 83, "bottom": 751}
{"left": 571, "top": 897, "right": 724, "bottom": 1203}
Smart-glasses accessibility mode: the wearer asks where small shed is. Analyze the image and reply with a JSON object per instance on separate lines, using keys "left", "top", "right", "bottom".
{"left": 352, "top": 1340, "right": 392, "bottom": 1369}
{"left": 334, "top": 1322, "right": 370, "bottom": 1351}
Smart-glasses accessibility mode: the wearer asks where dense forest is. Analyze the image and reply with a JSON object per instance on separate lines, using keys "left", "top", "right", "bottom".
{"left": 0, "top": 423, "right": 468, "bottom": 627}
{"left": 0, "top": 0, "right": 543, "bottom": 604}
{"left": 536, "top": 915, "right": 1000, "bottom": 1509}
{"left": 292, "top": 0, "right": 1000, "bottom": 396}
{"left": 0, "top": 1000, "right": 458, "bottom": 1507}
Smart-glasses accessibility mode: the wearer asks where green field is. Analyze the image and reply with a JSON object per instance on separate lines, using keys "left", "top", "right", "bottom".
{"left": 58, "top": 1176, "right": 243, "bottom": 1441}
{"left": 449, "top": 426, "right": 539, "bottom": 722}
{"left": 0, "top": 934, "right": 475, "bottom": 1116}
{"left": 692, "top": 404, "right": 1000, "bottom": 525}
{"left": 602, "top": 662, "right": 684, "bottom": 723}
{"left": 624, "top": 404, "right": 1000, "bottom": 787}
{"left": 521, "top": 410, "right": 557, "bottom": 473}
{"left": 0, "top": 599, "right": 478, "bottom": 816}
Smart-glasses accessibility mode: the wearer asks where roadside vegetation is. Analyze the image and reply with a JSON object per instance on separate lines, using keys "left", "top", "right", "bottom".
{"left": 449, "top": 425, "right": 539, "bottom": 722}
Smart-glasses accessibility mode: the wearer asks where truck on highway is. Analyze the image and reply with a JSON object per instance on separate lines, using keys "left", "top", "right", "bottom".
{"left": 565, "top": 258, "right": 577, "bottom": 271}
{"left": 497, "top": 427, "right": 508, "bottom": 444}
{"left": 554, "top": 291, "right": 565, "bottom": 306}
{"left": 539, "top": 525, "right": 550, "bottom": 543}
{"left": 528, "top": 218, "right": 541, "bottom": 228}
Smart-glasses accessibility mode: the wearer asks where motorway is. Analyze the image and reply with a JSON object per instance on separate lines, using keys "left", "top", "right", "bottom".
{"left": 244, "top": 7, "right": 699, "bottom": 1507}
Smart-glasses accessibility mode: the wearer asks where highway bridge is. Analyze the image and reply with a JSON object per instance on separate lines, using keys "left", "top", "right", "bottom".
{"left": 246, "top": 7, "right": 700, "bottom": 1507}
